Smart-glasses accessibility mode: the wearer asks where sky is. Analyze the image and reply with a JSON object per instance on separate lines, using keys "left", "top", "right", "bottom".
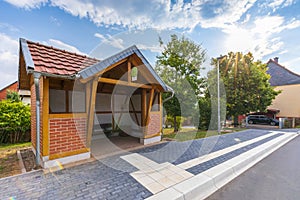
{"left": 0, "top": 0, "right": 300, "bottom": 89}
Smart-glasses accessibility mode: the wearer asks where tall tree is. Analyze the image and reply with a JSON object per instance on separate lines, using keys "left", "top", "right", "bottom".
{"left": 211, "top": 52, "right": 280, "bottom": 126}
{"left": 156, "top": 34, "right": 206, "bottom": 132}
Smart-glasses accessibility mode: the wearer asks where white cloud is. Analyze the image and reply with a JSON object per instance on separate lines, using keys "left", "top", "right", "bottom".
{"left": 94, "top": 33, "right": 124, "bottom": 49}
{"left": 47, "top": 0, "right": 258, "bottom": 31}
{"left": 4, "top": 0, "right": 48, "bottom": 10}
{"left": 0, "top": 33, "right": 18, "bottom": 89}
{"left": 223, "top": 15, "right": 300, "bottom": 59}
{"left": 136, "top": 44, "right": 163, "bottom": 53}
{"left": 268, "top": 0, "right": 295, "bottom": 11}
{"left": 45, "top": 39, "right": 85, "bottom": 55}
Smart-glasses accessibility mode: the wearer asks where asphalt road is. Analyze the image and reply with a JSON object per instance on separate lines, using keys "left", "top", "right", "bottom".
{"left": 206, "top": 133, "right": 300, "bottom": 200}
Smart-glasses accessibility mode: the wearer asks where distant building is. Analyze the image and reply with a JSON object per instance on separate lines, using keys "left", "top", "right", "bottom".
{"left": 267, "top": 57, "right": 300, "bottom": 127}
{"left": 0, "top": 81, "right": 18, "bottom": 100}
{"left": 0, "top": 81, "right": 31, "bottom": 104}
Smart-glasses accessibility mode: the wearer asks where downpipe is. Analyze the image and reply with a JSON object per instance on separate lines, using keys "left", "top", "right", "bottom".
{"left": 34, "top": 73, "right": 41, "bottom": 167}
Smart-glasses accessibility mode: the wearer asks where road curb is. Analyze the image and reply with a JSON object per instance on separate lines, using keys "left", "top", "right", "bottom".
{"left": 17, "top": 150, "right": 26, "bottom": 173}
{"left": 146, "top": 132, "right": 298, "bottom": 200}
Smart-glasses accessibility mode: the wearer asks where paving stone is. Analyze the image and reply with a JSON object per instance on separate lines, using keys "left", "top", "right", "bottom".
{"left": 0, "top": 129, "right": 284, "bottom": 200}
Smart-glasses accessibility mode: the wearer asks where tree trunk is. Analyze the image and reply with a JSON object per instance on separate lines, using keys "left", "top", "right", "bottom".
{"left": 174, "top": 116, "right": 178, "bottom": 132}
{"left": 234, "top": 115, "right": 239, "bottom": 127}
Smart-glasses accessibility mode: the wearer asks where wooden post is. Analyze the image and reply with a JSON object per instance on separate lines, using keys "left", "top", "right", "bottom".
{"left": 86, "top": 78, "right": 98, "bottom": 149}
{"left": 128, "top": 60, "right": 131, "bottom": 83}
{"left": 42, "top": 78, "right": 49, "bottom": 156}
{"left": 145, "top": 88, "right": 155, "bottom": 126}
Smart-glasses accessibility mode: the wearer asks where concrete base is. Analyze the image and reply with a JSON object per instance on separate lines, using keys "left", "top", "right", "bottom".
{"left": 42, "top": 152, "right": 91, "bottom": 169}
{"left": 140, "top": 135, "right": 161, "bottom": 145}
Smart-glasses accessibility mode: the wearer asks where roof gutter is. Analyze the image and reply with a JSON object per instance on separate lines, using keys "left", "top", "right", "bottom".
{"left": 163, "top": 85, "right": 175, "bottom": 103}
{"left": 34, "top": 72, "right": 41, "bottom": 167}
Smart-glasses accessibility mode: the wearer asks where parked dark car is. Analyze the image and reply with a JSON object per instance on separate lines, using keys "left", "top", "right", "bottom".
{"left": 247, "top": 115, "right": 279, "bottom": 126}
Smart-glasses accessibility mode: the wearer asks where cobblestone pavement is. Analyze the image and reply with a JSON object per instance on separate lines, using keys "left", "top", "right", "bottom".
{"left": 0, "top": 129, "right": 286, "bottom": 200}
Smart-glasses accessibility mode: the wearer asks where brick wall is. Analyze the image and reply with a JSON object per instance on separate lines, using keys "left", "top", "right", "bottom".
{"left": 146, "top": 112, "right": 161, "bottom": 136}
{"left": 0, "top": 81, "right": 18, "bottom": 100}
{"left": 49, "top": 118, "right": 87, "bottom": 155}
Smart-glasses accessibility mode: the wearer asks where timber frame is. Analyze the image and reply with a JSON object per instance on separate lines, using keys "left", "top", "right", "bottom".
{"left": 18, "top": 39, "right": 172, "bottom": 168}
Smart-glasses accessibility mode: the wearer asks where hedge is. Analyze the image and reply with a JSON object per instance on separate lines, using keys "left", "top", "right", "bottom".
{"left": 0, "top": 100, "right": 31, "bottom": 143}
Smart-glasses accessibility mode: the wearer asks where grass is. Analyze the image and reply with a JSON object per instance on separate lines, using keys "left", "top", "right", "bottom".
{"left": 0, "top": 142, "right": 31, "bottom": 178}
{"left": 162, "top": 127, "right": 247, "bottom": 142}
{"left": 0, "top": 142, "right": 31, "bottom": 151}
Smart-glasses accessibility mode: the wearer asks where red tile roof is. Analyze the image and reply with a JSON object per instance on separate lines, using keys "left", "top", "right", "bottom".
{"left": 26, "top": 40, "right": 99, "bottom": 76}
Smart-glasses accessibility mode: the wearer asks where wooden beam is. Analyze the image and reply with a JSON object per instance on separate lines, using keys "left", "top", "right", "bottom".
{"left": 130, "top": 98, "right": 140, "bottom": 126}
{"left": 116, "top": 95, "right": 130, "bottom": 126}
{"left": 128, "top": 60, "right": 131, "bottom": 83}
{"left": 98, "top": 77, "right": 152, "bottom": 89}
{"left": 42, "top": 78, "right": 49, "bottom": 156}
{"left": 86, "top": 78, "right": 98, "bottom": 148}
{"left": 141, "top": 89, "right": 147, "bottom": 127}
{"left": 145, "top": 88, "right": 155, "bottom": 126}
{"left": 80, "top": 58, "right": 128, "bottom": 83}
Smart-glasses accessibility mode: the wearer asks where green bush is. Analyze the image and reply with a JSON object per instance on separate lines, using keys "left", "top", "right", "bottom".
{"left": 165, "top": 115, "right": 185, "bottom": 129}
{"left": 0, "top": 100, "right": 31, "bottom": 143}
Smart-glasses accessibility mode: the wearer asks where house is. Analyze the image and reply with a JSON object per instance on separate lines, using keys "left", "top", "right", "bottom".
{"left": 18, "top": 38, "right": 172, "bottom": 168}
{"left": 267, "top": 57, "right": 300, "bottom": 127}
{"left": 0, "top": 81, "right": 18, "bottom": 100}
{"left": 0, "top": 81, "right": 31, "bottom": 104}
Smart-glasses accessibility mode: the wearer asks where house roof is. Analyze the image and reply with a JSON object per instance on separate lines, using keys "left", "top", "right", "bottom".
{"left": 267, "top": 59, "right": 300, "bottom": 86}
{"left": 20, "top": 38, "right": 99, "bottom": 77}
{"left": 19, "top": 38, "right": 171, "bottom": 92}
{"left": 78, "top": 45, "right": 170, "bottom": 91}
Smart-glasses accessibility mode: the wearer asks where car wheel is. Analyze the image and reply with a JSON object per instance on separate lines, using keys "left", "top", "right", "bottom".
{"left": 270, "top": 121, "right": 276, "bottom": 126}
{"left": 248, "top": 120, "right": 253, "bottom": 124}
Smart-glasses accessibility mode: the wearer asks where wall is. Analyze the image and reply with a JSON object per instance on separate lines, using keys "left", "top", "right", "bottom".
{"left": 0, "top": 81, "right": 18, "bottom": 100}
{"left": 268, "top": 84, "right": 300, "bottom": 118}
{"left": 49, "top": 117, "right": 87, "bottom": 158}
{"left": 146, "top": 112, "right": 161, "bottom": 136}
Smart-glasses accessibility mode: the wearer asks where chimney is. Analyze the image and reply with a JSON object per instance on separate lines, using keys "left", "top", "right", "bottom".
{"left": 274, "top": 57, "right": 279, "bottom": 63}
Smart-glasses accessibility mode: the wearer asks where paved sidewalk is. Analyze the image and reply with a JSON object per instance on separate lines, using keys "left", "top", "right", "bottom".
{"left": 207, "top": 132, "right": 300, "bottom": 200}
{"left": 0, "top": 129, "right": 297, "bottom": 200}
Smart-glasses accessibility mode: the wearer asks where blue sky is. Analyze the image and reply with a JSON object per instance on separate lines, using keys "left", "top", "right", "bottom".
{"left": 0, "top": 0, "right": 299, "bottom": 89}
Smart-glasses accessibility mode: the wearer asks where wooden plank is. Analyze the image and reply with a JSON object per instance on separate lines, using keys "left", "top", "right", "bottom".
{"left": 80, "top": 58, "right": 128, "bottom": 83}
{"left": 145, "top": 88, "right": 155, "bottom": 126}
{"left": 130, "top": 98, "right": 140, "bottom": 126}
{"left": 42, "top": 78, "right": 49, "bottom": 156}
{"left": 98, "top": 77, "right": 152, "bottom": 89}
{"left": 49, "top": 113, "right": 87, "bottom": 119}
{"left": 86, "top": 78, "right": 98, "bottom": 148}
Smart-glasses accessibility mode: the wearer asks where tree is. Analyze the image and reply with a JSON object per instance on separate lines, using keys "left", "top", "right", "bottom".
{"left": 6, "top": 90, "right": 21, "bottom": 102}
{"left": 156, "top": 34, "right": 206, "bottom": 132}
{"left": 211, "top": 52, "right": 280, "bottom": 126}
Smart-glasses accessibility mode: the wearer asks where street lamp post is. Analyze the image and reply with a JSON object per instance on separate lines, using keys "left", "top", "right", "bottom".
{"left": 217, "top": 58, "right": 221, "bottom": 134}
{"left": 217, "top": 56, "right": 226, "bottom": 134}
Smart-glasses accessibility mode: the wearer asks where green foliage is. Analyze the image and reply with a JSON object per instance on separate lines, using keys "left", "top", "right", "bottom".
{"left": 156, "top": 34, "right": 206, "bottom": 131}
{"left": 210, "top": 52, "right": 280, "bottom": 123}
{"left": 6, "top": 90, "right": 21, "bottom": 102}
{"left": 165, "top": 115, "right": 185, "bottom": 129}
{"left": 0, "top": 100, "right": 31, "bottom": 143}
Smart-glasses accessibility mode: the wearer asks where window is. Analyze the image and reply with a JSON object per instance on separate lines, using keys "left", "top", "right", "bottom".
{"left": 49, "top": 79, "right": 86, "bottom": 113}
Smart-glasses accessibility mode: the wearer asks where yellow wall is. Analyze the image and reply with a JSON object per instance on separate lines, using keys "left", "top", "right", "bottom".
{"left": 268, "top": 84, "right": 300, "bottom": 118}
